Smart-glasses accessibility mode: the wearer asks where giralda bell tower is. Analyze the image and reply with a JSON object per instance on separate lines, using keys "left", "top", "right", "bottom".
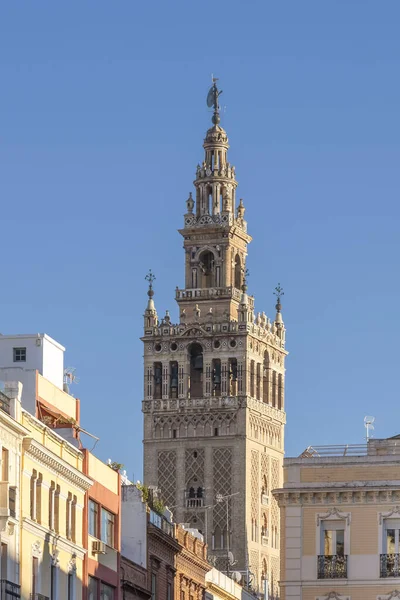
{"left": 142, "top": 80, "right": 287, "bottom": 596}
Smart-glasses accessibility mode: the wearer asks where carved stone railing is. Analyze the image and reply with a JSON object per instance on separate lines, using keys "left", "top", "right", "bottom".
{"left": 143, "top": 396, "right": 240, "bottom": 413}
{"left": 186, "top": 497, "right": 204, "bottom": 508}
{"left": 381, "top": 553, "right": 400, "bottom": 577}
{"left": 317, "top": 555, "right": 347, "bottom": 579}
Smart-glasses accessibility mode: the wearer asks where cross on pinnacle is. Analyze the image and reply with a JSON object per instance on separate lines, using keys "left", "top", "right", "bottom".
{"left": 145, "top": 270, "right": 156, "bottom": 297}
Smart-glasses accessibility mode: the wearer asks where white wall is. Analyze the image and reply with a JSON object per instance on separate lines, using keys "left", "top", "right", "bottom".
{"left": 0, "top": 334, "right": 65, "bottom": 413}
{"left": 121, "top": 485, "right": 147, "bottom": 567}
{"left": 42, "top": 336, "right": 64, "bottom": 389}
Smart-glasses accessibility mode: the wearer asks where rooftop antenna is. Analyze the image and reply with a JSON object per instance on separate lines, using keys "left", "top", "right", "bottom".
{"left": 63, "top": 367, "right": 79, "bottom": 394}
{"left": 364, "top": 415, "right": 375, "bottom": 441}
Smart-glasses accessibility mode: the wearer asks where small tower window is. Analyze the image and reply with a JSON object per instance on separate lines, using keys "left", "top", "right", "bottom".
{"left": 228, "top": 358, "right": 238, "bottom": 396}
{"left": 170, "top": 361, "right": 178, "bottom": 399}
{"left": 153, "top": 362, "right": 162, "bottom": 400}
{"left": 212, "top": 359, "right": 221, "bottom": 397}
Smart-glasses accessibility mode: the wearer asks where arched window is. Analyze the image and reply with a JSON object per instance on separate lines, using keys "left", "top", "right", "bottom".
{"left": 250, "top": 360, "right": 255, "bottom": 398}
{"left": 278, "top": 374, "right": 283, "bottom": 410}
{"left": 234, "top": 255, "right": 241, "bottom": 289}
{"left": 214, "top": 525, "right": 221, "bottom": 548}
{"left": 189, "top": 343, "right": 203, "bottom": 398}
{"left": 198, "top": 250, "right": 215, "bottom": 288}
{"left": 272, "top": 371, "right": 277, "bottom": 408}
{"left": 263, "top": 351, "right": 270, "bottom": 404}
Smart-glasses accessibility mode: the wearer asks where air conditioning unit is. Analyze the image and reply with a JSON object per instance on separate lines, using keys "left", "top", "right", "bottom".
{"left": 92, "top": 540, "right": 106, "bottom": 555}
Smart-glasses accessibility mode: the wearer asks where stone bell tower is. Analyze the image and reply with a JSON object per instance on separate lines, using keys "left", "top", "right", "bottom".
{"left": 142, "top": 80, "right": 287, "bottom": 598}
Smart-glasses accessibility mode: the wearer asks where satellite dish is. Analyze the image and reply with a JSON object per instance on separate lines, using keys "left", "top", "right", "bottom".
{"left": 228, "top": 551, "right": 237, "bottom": 566}
{"left": 207, "top": 86, "right": 215, "bottom": 108}
{"left": 231, "top": 571, "right": 242, "bottom": 583}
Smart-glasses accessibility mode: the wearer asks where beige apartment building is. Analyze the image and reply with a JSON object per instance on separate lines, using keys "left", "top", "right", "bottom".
{"left": 274, "top": 437, "right": 400, "bottom": 600}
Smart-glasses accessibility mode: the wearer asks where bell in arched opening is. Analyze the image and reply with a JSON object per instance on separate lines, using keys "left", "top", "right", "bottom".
{"left": 189, "top": 343, "right": 203, "bottom": 398}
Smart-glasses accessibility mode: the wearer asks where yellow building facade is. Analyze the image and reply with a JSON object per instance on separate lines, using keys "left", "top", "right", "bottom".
{"left": 21, "top": 408, "right": 92, "bottom": 600}
{"left": 274, "top": 438, "right": 400, "bottom": 600}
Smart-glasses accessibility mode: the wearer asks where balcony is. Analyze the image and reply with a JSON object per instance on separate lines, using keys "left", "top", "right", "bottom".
{"left": 261, "top": 535, "right": 268, "bottom": 546}
{"left": 381, "top": 554, "right": 400, "bottom": 577}
{"left": 261, "top": 494, "right": 269, "bottom": 506}
{"left": 149, "top": 509, "right": 174, "bottom": 537}
{"left": 1, "top": 580, "right": 20, "bottom": 599}
{"left": 186, "top": 497, "right": 204, "bottom": 508}
{"left": 30, "top": 595, "right": 49, "bottom": 600}
{"left": 0, "top": 393, "right": 10, "bottom": 416}
{"left": 317, "top": 555, "right": 347, "bottom": 579}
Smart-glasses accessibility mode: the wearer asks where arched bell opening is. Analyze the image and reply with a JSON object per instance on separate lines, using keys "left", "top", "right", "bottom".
{"left": 188, "top": 343, "right": 203, "bottom": 398}
{"left": 212, "top": 359, "right": 221, "bottom": 397}
{"left": 198, "top": 250, "right": 215, "bottom": 288}
{"left": 234, "top": 254, "right": 242, "bottom": 290}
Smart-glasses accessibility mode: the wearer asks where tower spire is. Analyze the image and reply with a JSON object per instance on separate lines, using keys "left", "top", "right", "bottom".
{"left": 273, "top": 283, "right": 285, "bottom": 339}
{"left": 144, "top": 270, "right": 158, "bottom": 329}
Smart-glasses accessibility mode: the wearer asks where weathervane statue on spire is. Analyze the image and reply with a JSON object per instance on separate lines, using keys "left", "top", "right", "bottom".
{"left": 207, "top": 77, "right": 223, "bottom": 125}
{"left": 145, "top": 269, "right": 156, "bottom": 298}
{"left": 273, "top": 283, "right": 284, "bottom": 313}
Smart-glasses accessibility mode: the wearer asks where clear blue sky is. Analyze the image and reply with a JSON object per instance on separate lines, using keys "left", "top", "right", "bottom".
{"left": 1, "top": 1, "right": 400, "bottom": 479}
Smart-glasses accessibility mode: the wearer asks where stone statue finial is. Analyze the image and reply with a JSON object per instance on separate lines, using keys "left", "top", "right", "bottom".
{"left": 193, "top": 304, "right": 201, "bottom": 319}
{"left": 237, "top": 198, "right": 245, "bottom": 220}
{"left": 186, "top": 192, "right": 194, "bottom": 214}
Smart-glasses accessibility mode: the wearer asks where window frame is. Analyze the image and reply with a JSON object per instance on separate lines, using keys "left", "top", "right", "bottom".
{"left": 89, "top": 499, "right": 99, "bottom": 538}
{"left": 151, "top": 572, "right": 157, "bottom": 600}
{"left": 315, "top": 508, "right": 351, "bottom": 557}
{"left": 13, "top": 347, "right": 26, "bottom": 362}
{"left": 101, "top": 507, "right": 115, "bottom": 548}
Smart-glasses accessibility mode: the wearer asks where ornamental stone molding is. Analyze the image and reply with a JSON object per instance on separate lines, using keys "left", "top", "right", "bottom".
{"left": 32, "top": 540, "right": 42, "bottom": 558}
{"left": 379, "top": 506, "right": 400, "bottom": 524}
{"left": 316, "top": 593, "right": 350, "bottom": 600}
{"left": 23, "top": 438, "right": 92, "bottom": 491}
{"left": 23, "top": 517, "right": 86, "bottom": 559}
{"left": 316, "top": 507, "right": 351, "bottom": 526}
{"left": 68, "top": 554, "right": 77, "bottom": 574}
{"left": 378, "top": 591, "right": 400, "bottom": 600}
{"left": 51, "top": 550, "right": 60, "bottom": 567}
{"left": 273, "top": 488, "right": 400, "bottom": 507}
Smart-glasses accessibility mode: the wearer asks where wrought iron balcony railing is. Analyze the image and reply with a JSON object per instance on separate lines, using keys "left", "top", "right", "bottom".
{"left": 381, "top": 553, "right": 400, "bottom": 577}
{"left": 0, "top": 580, "right": 20, "bottom": 599}
{"left": 317, "top": 555, "right": 347, "bottom": 579}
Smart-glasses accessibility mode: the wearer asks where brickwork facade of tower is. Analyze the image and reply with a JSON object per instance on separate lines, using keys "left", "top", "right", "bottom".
{"left": 142, "top": 83, "right": 287, "bottom": 597}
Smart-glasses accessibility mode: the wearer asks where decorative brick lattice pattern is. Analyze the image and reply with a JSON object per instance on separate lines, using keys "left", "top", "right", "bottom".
{"left": 213, "top": 447, "right": 232, "bottom": 530}
{"left": 185, "top": 448, "right": 205, "bottom": 486}
{"left": 250, "top": 549, "right": 259, "bottom": 581}
{"left": 261, "top": 453, "right": 269, "bottom": 493}
{"left": 184, "top": 511, "right": 205, "bottom": 535}
{"left": 251, "top": 450, "right": 259, "bottom": 521}
{"left": 270, "top": 555, "right": 280, "bottom": 598}
{"left": 157, "top": 450, "right": 177, "bottom": 508}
